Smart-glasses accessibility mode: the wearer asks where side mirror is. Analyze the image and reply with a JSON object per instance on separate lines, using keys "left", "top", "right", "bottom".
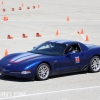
{"left": 33, "top": 46, "right": 36, "bottom": 49}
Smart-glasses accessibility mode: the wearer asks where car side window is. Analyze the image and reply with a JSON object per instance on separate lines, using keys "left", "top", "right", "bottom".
{"left": 65, "top": 44, "right": 81, "bottom": 54}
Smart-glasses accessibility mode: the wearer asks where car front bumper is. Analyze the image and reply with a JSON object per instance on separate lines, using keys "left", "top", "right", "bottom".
{"left": 0, "top": 68, "right": 35, "bottom": 79}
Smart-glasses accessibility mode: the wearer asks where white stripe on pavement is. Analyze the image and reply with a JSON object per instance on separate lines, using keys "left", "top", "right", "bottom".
{"left": 0, "top": 85, "right": 100, "bottom": 100}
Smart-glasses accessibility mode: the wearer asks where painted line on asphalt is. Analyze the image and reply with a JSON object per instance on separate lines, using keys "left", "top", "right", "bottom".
{"left": 80, "top": 34, "right": 86, "bottom": 40}
{"left": 0, "top": 85, "right": 100, "bottom": 99}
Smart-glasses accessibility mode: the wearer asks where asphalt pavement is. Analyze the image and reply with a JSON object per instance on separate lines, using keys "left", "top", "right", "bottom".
{"left": 0, "top": 0, "right": 100, "bottom": 100}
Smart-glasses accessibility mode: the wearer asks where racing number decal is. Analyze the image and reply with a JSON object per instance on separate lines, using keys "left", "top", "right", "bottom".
{"left": 75, "top": 56, "right": 80, "bottom": 63}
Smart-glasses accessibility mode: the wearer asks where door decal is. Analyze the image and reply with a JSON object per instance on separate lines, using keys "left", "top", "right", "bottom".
{"left": 75, "top": 56, "right": 80, "bottom": 63}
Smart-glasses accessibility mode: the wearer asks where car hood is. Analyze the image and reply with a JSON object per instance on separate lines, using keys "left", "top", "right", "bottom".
{"left": 0, "top": 52, "right": 51, "bottom": 65}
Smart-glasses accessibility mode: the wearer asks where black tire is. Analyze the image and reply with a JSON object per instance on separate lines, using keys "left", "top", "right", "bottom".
{"left": 89, "top": 56, "right": 100, "bottom": 72}
{"left": 36, "top": 63, "right": 50, "bottom": 81}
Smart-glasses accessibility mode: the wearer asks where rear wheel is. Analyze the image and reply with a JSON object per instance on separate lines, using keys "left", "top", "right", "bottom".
{"left": 36, "top": 63, "right": 50, "bottom": 80}
{"left": 89, "top": 56, "right": 100, "bottom": 72}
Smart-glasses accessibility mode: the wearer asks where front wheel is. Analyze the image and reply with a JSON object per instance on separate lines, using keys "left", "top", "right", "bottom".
{"left": 36, "top": 63, "right": 50, "bottom": 80}
{"left": 89, "top": 56, "right": 100, "bottom": 72}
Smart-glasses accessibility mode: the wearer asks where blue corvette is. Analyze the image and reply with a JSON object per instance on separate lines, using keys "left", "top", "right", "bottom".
{"left": 0, "top": 39, "right": 100, "bottom": 80}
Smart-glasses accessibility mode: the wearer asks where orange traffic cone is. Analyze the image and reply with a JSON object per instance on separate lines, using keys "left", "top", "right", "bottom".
{"left": 18, "top": 7, "right": 22, "bottom": 10}
{"left": 2, "top": 8, "right": 5, "bottom": 12}
{"left": 27, "top": 6, "right": 30, "bottom": 9}
{"left": 4, "top": 49, "right": 8, "bottom": 56}
{"left": 11, "top": 8, "right": 14, "bottom": 11}
{"left": 3, "top": 16, "right": 8, "bottom": 21}
{"left": 21, "top": 3, "right": 24, "bottom": 6}
{"left": 81, "top": 29, "right": 84, "bottom": 34}
{"left": 77, "top": 31, "right": 80, "bottom": 34}
{"left": 7, "top": 35, "right": 13, "bottom": 39}
{"left": 66, "top": 16, "right": 70, "bottom": 21}
{"left": 38, "top": 4, "right": 40, "bottom": 8}
{"left": 22, "top": 34, "right": 28, "bottom": 38}
{"left": 85, "top": 35, "right": 89, "bottom": 41}
{"left": 36, "top": 33, "right": 42, "bottom": 37}
{"left": 33, "top": 6, "right": 35, "bottom": 9}
{"left": 55, "top": 30, "right": 59, "bottom": 36}
{"left": 1, "top": 1, "right": 4, "bottom": 5}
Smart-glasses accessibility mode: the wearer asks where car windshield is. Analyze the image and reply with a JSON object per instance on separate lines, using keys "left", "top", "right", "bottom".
{"left": 29, "top": 42, "right": 67, "bottom": 56}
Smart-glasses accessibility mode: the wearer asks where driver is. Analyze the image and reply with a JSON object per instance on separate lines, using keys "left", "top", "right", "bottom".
{"left": 65, "top": 46, "right": 76, "bottom": 54}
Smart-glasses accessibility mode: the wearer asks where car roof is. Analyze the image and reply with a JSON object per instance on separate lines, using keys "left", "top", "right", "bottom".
{"left": 47, "top": 39, "right": 79, "bottom": 44}
{"left": 46, "top": 39, "right": 88, "bottom": 51}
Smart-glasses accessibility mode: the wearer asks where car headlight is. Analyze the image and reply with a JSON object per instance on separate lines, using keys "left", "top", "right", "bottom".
{"left": 21, "top": 71, "right": 31, "bottom": 74}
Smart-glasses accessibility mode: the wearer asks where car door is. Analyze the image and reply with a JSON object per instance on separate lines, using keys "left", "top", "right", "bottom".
{"left": 60, "top": 44, "right": 88, "bottom": 73}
